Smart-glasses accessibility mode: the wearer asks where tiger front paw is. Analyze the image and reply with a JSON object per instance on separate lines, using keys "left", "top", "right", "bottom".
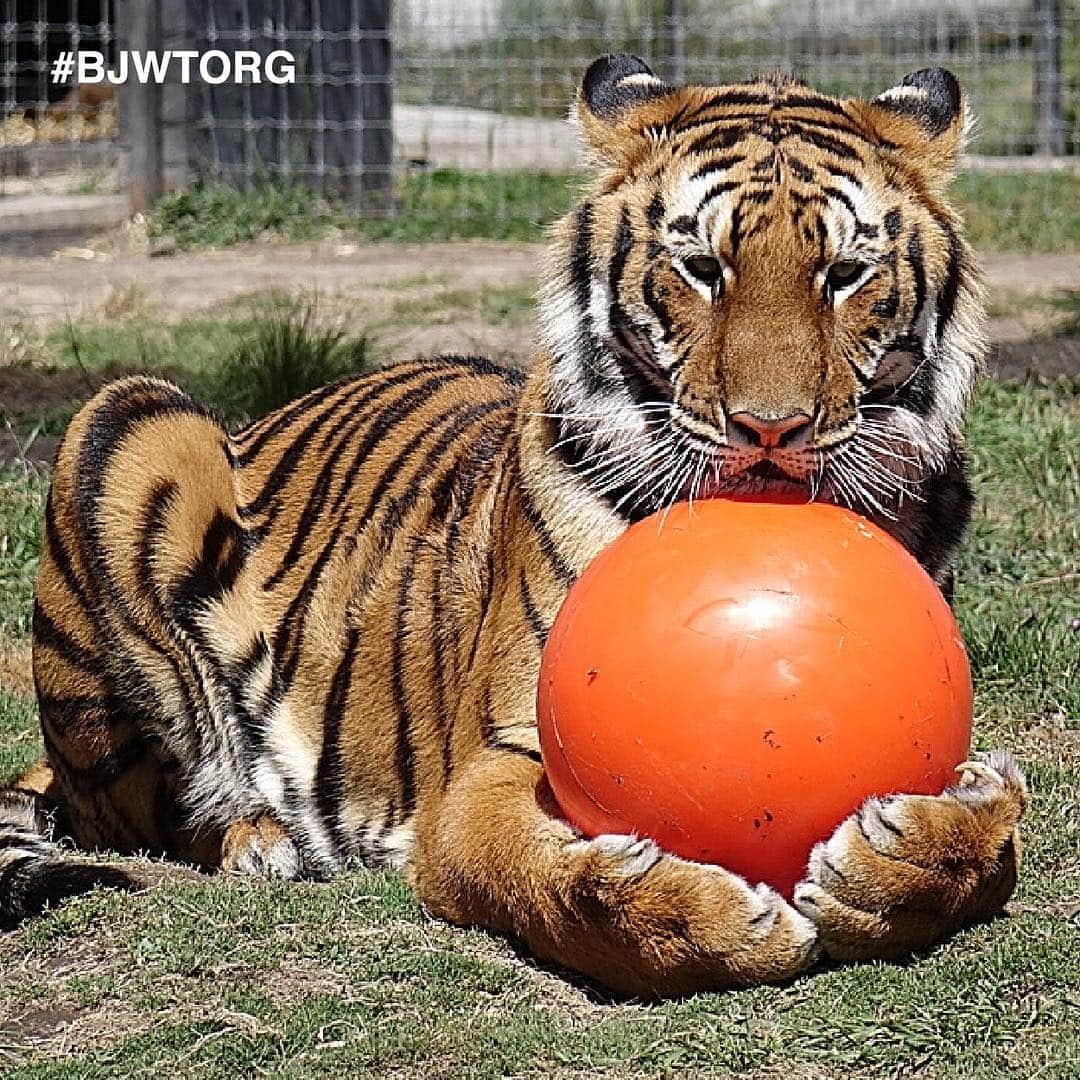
{"left": 220, "top": 814, "right": 304, "bottom": 880}
{"left": 563, "top": 830, "right": 819, "bottom": 993}
{"left": 793, "top": 750, "right": 1027, "bottom": 962}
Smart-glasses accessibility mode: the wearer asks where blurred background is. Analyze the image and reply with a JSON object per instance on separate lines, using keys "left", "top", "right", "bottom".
{"left": 0, "top": 0, "right": 1077, "bottom": 245}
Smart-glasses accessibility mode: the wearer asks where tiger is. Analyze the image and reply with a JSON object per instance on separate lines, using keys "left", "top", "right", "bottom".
{"left": 1, "top": 55, "right": 1026, "bottom": 998}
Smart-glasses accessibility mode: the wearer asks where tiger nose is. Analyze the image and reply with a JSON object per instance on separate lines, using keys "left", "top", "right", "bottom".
{"left": 726, "top": 411, "right": 814, "bottom": 449}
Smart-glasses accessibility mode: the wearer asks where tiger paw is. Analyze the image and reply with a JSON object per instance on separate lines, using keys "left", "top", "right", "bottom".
{"left": 567, "top": 833, "right": 664, "bottom": 878}
{"left": 220, "top": 814, "right": 303, "bottom": 880}
{"left": 793, "top": 750, "right": 1027, "bottom": 961}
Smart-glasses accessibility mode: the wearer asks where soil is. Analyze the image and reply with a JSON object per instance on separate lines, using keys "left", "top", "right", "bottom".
{"left": 0, "top": 240, "right": 540, "bottom": 325}
{"left": 1, "top": 240, "right": 1076, "bottom": 470}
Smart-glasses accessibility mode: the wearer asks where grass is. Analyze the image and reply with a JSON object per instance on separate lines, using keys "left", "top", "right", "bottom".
{"left": 0, "top": 278, "right": 538, "bottom": 449}
{"left": 149, "top": 171, "right": 581, "bottom": 248}
{"left": 202, "top": 300, "right": 376, "bottom": 421}
{"left": 0, "top": 372, "right": 1077, "bottom": 1077}
{"left": 147, "top": 169, "right": 1080, "bottom": 254}
{"left": 954, "top": 173, "right": 1080, "bottom": 253}
{"left": 0, "top": 299, "right": 379, "bottom": 438}
{"left": 0, "top": 466, "right": 45, "bottom": 640}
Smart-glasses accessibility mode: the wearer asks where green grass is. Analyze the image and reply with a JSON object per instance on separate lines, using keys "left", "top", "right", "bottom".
{"left": 0, "top": 374, "right": 1077, "bottom": 1077}
{"left": 0, "top": 299, "right": 379, "bottom": 438}
{"left": 146, "top": 180, "right": 330, "bottom": 249}
{"left": 0, "top": 466, "right": 45, "bottom": 640}
{"left": 198, "top": 300, "right": 376, "bottom": 421}
{"left": 149, "top": 172, "right": 581, "bottom": 248}
{"left": 148, "top": 169, "right": 1080, "bottom": 254}
{"left": 954, "top": 173, "right": 1080, "bottom": 253}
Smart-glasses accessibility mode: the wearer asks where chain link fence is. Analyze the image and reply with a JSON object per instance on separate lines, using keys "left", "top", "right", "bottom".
{"left": 397, "top": 0, "right": 1078, "bottom": 159}
{"left": 0, "top": 0, "right": 118, "bottom": 192}
{"left": 1, "top": 1, "right": 1077, "bottom": 242}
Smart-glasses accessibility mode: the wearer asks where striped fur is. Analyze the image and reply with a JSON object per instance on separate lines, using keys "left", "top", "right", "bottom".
{"left": 4, "top": 59, "right": 1025, "bottom": 996}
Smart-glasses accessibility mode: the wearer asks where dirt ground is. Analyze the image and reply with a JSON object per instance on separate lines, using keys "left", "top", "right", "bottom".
{"left": 1, "top": 241, "right": 1077, "bottom": 315}
{"left": 0, "top": 240, "right": 1077, "bottom": 389}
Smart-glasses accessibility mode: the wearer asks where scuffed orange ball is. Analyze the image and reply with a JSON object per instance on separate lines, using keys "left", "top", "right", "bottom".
{"left": 537, "top": 498, "right": 972, "bottom": 899}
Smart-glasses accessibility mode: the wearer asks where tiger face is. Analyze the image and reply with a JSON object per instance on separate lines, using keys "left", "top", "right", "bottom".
{"left": 541, "top": 55, "right": 984, "bottom": 522}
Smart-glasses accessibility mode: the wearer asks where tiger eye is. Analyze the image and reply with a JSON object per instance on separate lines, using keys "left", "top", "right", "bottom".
{"left": 825, "top": 260, "right": 868, "bottom": 296}
{"left": 683, "top": 255, "right": 724, "bottom": 289}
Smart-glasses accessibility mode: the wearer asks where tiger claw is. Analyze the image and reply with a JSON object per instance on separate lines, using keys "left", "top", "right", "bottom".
{"left": 955, "top": 760, "right": 1004, "bottom": 788}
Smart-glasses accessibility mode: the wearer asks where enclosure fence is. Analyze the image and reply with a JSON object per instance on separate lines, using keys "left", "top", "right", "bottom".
{"left": 0, "top": 0, "right": 1077, "bottom": 233}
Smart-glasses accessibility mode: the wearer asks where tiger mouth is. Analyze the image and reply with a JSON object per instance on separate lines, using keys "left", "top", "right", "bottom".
{"left": 701, "top": 459, "right": 814, "bottom": 500}
{"left": 746, "top": 460, "right": 800, "bottom": 484}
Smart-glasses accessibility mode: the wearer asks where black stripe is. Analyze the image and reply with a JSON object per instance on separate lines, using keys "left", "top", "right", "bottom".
{"left": 237, "top": 384, "right": 371, "bottom": 518}
{"left": 519, "top": 569, "right": 549, "bottom": 647}
{"left": 260, "top": 380, "right": 405, "bottom": 589}
{"left": 274, "top": 392, "right": 509, "bottom": 687}
{"left": 571, "top": 202, "right": 595, "bottom": 317}
{"left": 433, "top": 416, "right": 512, "bottom": 781}
{"left": 174, "top": 510, "right": 247, "bottom": 610}
{"left": 668, "top": 214, "right": 699, "bottom": 236}
{"left": 826, "top": 165, "right": 862, "bottom": 187}
{"left": 314, "top": 625, "right": 360, "bottom": 854}
{"left": 679, "top": 90, "right": 774, "bottom": 121}
{"left": 786, "top": 155, "right": 814, "bottom": 181}
{"left": 515, "top": 461, "right": 576, "bottom": 588}
{"left": 642, "top": 269, "right": 674, "bottom": 342}
{"left": 135, "top": 480, "right": 212, "bottom": 762}
{"left": 338, "top": 394, "right": 511, "bottom": 530}
{"left": 386, "top": 403, "right": 513, "bottom": 815}
{"left": 607, "top": 307, "right": 674, "bottom": 405}
{"left": 821, "top": 184, "right": 856, "bottom": 218}
{"left": 42, "top": 490, "right": 95, "bottom": 614}
{"left": 782, "top": 113, "right": 872, "bottom": 143}
{"left": 789, "top": 127, "right": 861, "bottom": 161}
{"left": 646, "top": 192, "right": 665, "bottom": 228}
{"left": 231, "top": 376, "right": 364, "bottom": 465}
{"left": 487, "top": 741, "right": 543, "bottom": 765}
{"left": 687, "top": 153, "right": 743, "bottom": 181}
{"left": 935, "top": 218, "right": 964, "bottom": 340}
{"left": 433, "top": 518, "right": 459, "bottom": 782}
{"left": 700, "top": 179, "right": 740, "bottom": 206}
{"left": 390, "top": 538, "right": 423, "bottom": 818}
{"left": 609, "top": 207, "right": 634, "bottom": 298}
{"left": 31, "top": 603, "right": 99, "bottom": 675}
{"left": 907, "top": 227, "right": 928, "bottom": 336}
{"left": 782, "top": 93, "right": 856, "bottom": 119}
{"left": 683, "top": 123, "right": 751, "bottom": 158}
{"left": 730, "top": 201, "right": 744, "bottom": 258}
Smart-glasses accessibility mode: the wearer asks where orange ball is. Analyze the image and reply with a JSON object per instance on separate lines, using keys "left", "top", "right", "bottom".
{"left": 537, "top": 498, "right": 972, "bottom": 899}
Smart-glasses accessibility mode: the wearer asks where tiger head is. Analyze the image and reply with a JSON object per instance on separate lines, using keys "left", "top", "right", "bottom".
{"left": 540, "top": 54, "right": 985, "bottom": 524}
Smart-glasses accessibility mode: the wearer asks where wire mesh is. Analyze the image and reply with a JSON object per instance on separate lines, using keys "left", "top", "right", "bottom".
{"left": 391, "top": 0, "right": 1079, "bottom": 238}
{"left": 183, "top": 0, "right": 393, "bottom": 208}
{"left": 0, "top": 0, "right": 118, "bottom": 192}
{"left": 0, "top": 1, "right": 1077, "bottom": 238}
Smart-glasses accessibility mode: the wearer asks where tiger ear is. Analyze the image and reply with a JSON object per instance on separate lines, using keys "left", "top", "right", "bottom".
{"left": 575, "top": 54, "right": 681, "bottom": 170}
{"left": 859, "top": 68, "right": 967, "bottom": 187}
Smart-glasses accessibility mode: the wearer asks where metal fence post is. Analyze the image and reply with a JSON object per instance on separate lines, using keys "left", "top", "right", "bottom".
{"left": 1033, "top": 0, "right": 1064, "bottom": 156}
{"left": 660, "top": 0, "right": 686, "bottom": 85}
{"left": 124, "top": 0, "right": 164, "bottom": 213}
{"left": 354, "top": 0, "right": 393, "bottom": 213}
